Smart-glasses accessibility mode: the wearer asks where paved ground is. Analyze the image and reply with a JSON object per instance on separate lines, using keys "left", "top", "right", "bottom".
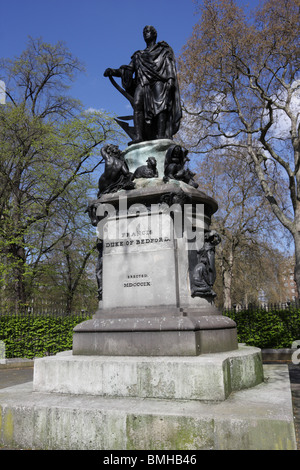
{"left": 0, "top": 361, "right": 299, "bottom": 450}
{"left": 0, "top": 366, "right": 34, "bottom": 390}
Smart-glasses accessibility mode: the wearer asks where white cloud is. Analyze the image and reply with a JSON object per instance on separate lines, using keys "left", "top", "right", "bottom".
{"left": 270, "top": 80, "right": 300, "bottom": 139}
{"left": 84, "top": 107, "right": 104, "bottom": 114}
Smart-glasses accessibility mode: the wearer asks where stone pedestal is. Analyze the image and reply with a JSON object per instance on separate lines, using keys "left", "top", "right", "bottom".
{"left": 73, "top": 172, "right": 238, "bottom": 356}
{"left": 0, "top": 363, "right": 296, "bottom": 450}
{"left": 1, "top": 140, "right": 296, "bottom": 450}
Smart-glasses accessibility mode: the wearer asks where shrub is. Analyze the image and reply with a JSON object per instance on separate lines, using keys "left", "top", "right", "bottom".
{"left": 1, "top": 306, "right": 300, "bottom": 359}
{"left": 0, "top": 313, "right": 92, "bottom": 359}
{"left": 226, "top": 306, "right": 300, "bottom": 349}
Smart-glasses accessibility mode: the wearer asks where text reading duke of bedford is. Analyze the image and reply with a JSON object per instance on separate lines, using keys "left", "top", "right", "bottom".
{"left": 105, "top": 237, "right": 171, "bottom": 248}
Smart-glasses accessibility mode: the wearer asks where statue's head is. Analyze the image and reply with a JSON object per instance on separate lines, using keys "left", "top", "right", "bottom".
{"left": 146, "top": 157, "right": 157, "bottom": 168}
{"left": 173, "top": 145, "right": 182, "bottom": 155}
{"left": 143, "top": 25, "right": 157, "bottom": 43}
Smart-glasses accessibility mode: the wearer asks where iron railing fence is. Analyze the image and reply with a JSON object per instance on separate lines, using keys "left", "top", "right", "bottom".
{"left": 0, "top": 299, "right": 91, "bottom": 317}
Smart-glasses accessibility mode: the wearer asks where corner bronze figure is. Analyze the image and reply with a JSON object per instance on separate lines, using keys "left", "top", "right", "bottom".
{"left": 97, "top": 144, "right": 134, "bottom": 196}
{"left": 191, "top": 230, "right": 221, "bottom": 298}
{"left": 163, "top": 145, "right": 199, "bottom": 188}
{"left": 95, "top": 240, "right": 103, "bottom": 301}
{"left": 104, "top": 25, "right": 182, "bottom": 144}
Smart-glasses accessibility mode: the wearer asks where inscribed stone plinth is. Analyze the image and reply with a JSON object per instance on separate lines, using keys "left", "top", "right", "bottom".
{"left": 73, "top": 182, "right": 238, "bottom": 356}
{"left": 102, "top": 211, "right": 177, "bottom": 309}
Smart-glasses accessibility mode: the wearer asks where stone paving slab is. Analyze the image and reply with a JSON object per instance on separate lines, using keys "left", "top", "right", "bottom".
{"left": 0, "top": 367, "right": 33, "bottom": 390}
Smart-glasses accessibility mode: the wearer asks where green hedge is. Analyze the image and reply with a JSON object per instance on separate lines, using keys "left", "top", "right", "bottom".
{"left": 226, "top": 306, "right": 300, "bottom": 349}
{"left": 0, "top": 313, "right": 92, "bottom": 359}
{"left": 1, "top": 307, "right": 300, "bottom": 359}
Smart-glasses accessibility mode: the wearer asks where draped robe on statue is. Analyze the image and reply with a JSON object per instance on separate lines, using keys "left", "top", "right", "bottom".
{"left": 119, "top": 41, "right": 182, "bottom": 140}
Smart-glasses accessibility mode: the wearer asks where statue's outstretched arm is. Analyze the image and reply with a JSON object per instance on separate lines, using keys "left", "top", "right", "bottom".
{"left": 103, "top": 68, "right": 122, "bottom": 78}
{"left": 103, "top": 66, "right": 134, "bottom": 106}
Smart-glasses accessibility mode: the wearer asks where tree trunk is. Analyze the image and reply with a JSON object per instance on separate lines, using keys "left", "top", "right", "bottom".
{"left": 65, "top": 293, "right": 74, "bottom": 315}
{"left": 9, "top": 243, "right": 28, "bottom": 313}
{"left": 293, "top": 230, "right": 300, "bottom": 299}
{"left": 221, "top": 245, "right": 234, "bottom": 309}
{"left": 222, "top": 269, "right": 233, "bottom": 309}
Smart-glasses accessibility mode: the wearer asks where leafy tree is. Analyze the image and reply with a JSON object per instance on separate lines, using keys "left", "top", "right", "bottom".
{"left": 0, "top": 37, "right": 120, "bottom": 311}
{"left": 194, "top": 148, "right": 287, "bottom": 307}
{"left": 178, "top": 0, "right": 300, "bottom": 294}
{"left": 24, "top": 173, "right": 99, "bottom": 314}
{"left": 216, "top": 240, "right": 288, "bottom": 307}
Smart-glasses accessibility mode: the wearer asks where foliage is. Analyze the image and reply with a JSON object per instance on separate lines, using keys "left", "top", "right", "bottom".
{"left": 1, "top": 306, "right": 299, "bottom": 359}
{"left": 0, "top": 37, "right": 122, "bottom": 311}
{"left": 226, "top": 305, "right": 300, "bottom": 348}
{"left": 0, "top": 313, "right": 92, "bottom": 358}
{"left": 178, "top": 0, "right": 300, "bottom": 294}
{"left": 193, "top": 149, "right": 288, "bottom": 308}
{"left": 213, "top": 242, "right": 291, "bottom": 308}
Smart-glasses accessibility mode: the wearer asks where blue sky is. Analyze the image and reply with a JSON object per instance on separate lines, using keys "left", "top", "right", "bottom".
{"left": 1, "top": 0, "right": 198, "bottom": 115}
{"left": 1, "top": 0, "right": 259, "bottom": 117}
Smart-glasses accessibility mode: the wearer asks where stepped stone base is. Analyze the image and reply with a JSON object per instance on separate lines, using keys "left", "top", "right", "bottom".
{"left": 72, "top": 308, "right": 238, "bottom": 356}
{"left": 33, "top": 345, "right": 263, "bottom": 401}
{"left": 0, "top": 364, "right": 296, "bottom": 450}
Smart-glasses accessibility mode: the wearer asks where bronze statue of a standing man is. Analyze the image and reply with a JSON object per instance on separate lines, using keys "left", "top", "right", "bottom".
{"left": 104, "top": 25, "right": 182, "bottom": 144}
